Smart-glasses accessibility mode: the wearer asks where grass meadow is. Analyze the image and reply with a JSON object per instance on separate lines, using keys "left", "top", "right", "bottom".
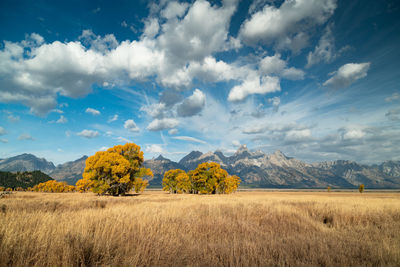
{"left": 1, "top": 191, "right": 400, "bottom": 266}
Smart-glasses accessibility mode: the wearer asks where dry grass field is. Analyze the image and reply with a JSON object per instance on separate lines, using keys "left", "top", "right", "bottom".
{"left": 1, "top": 191, "right": 400, "bottom": 266}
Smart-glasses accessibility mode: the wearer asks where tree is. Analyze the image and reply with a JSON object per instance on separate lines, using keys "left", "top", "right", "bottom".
{"left": 218, "top": 175, "right": 240, "bottom": 194}
{"left": 81, "top": 143, "right": 153, "bottom": 196}
{"left": 32, "top": 180, "right": 73, "bottom": 192}
{"left": 76, "top": 178, "right": 93, "bottom": 193}
{"left": 191, "top": 162, "right": 229, "bottom": 194}
{"left": 359, "top": 184, "right": 364, "bottom": 193}
{"left": 162, "top": 169, "right": 186, "bottom": 193}
{"left": 176, "top": 172, "right": 191, "bottom": 193}
{"left": 133, "top": 178, "right": 149, "bottom": 193}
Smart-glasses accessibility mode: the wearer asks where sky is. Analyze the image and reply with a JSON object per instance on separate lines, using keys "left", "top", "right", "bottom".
{"left": 0, "top": 0, "right": 399, "bottom": 165}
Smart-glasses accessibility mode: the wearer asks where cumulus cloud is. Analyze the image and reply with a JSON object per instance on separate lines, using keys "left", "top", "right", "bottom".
{"left": 268, "top": 96, "right": 280, "bottom": 112}
{"left": 0, "top": 127, "right": 6, "bottom": 135}
{"left": 85, "top": 108, "right": 101, "bottom": 116}
{"left": 239, "top": 0, "right": 337, "bottom": 46}
{"left": 259, "top": 54, "right": 305, "bottom": 80}
{"left": 168, "top": 129, "right": 178, "bottom": 135}
{"left": 140, "top": 103, "right": 167, "bottom": 119}
{"left": 323, "top": 62, "right": 370, "bottom": 89}
{"left": 228, "top": 75, "right": 280, "bottom": 102}
{"left": 172, "top": 135, "right": 206, "bottom": 144}
{"left": 232, "top": 140, "right": 241, "bottom": 147}
{"left": 177, "top": 89, "right": 206, "bottom": 117}
{"left": 56, "top": 115, "right": 68, "bottom": 124}
{"left": 146, "top": 118, "right": 179, "bottom": 131}
{"left": 0, "top": 0, "right": 241, "bottom": 115}
{"left": 124, "top": 119, "right": 140, "bottom": 132}
{"left": 77, "top": 129, "right": 99, "bottom": 139}
{"left": 341, "top": 128, "right": 365, "bottom": 140}
{"left": 145, "top": 144, "right": 165, "bottom": 154}
{"left": 306, "top": 25, "right": 336, "bottom": 68}
{"left": 285, "top": 128, "right": 312, "bottom": 141}
{"left": 161, "top": 1, "right": 189, "bottom": 19}
{"left": 159, "top": 90, "right": 183, "bottom": 107}
{"left": 18, "top": 133, "right": 34, "bottom": 140}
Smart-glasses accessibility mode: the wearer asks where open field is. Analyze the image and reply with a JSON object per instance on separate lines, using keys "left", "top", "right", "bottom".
{"left": 1, "top": 191, "right": 400, "bottom": 266}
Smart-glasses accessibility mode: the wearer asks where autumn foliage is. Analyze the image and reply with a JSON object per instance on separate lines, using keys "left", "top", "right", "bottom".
{"left": 76, "top": 143, "right": 152, "bottom": 196}
{"left": 163, "top": 162, "right": 240, "bottom": 194}
{"left": 32, "top": 180, "right": 75, "bottom": 193}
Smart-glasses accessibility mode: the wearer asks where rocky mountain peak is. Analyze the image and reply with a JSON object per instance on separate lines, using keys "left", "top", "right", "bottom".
{"left": 271, "top": 150, "right": 288, "bottom": 159}
{"left": 235, "top": 144, "right": 249, "bottom": 155}
{"left": 155, "top": 155, "right": 169, "bottom": 161}
{"left": 179, "top": 151, "right": 203, "bottom": 164}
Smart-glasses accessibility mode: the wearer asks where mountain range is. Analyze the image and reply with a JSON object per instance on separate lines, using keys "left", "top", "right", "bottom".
{"left": 1, "top": 145, "right": 399, "bottom": 188}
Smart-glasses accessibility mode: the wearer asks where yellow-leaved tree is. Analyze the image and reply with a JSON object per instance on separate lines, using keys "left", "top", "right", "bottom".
{"left": 190, "top": 162, "right": 229, "bottom": 194}
{"left": 162, "top": 169, "right": 186, "bottom": 193}
{"left": 77, "top": 143, "right": 153, "bottom": 196}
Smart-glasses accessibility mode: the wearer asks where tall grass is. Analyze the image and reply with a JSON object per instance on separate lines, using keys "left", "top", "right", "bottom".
{"left": 1, "top": 191, "right": 400, "bottom": 266}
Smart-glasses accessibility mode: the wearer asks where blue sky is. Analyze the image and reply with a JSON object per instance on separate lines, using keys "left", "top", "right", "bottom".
{"left": 0, "top": 0, "right": 399, "bottom": 164}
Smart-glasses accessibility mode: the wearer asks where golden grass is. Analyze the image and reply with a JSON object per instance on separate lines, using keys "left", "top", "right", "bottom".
{"left": 1, "top": 191, "right": 400, "bottom": 266}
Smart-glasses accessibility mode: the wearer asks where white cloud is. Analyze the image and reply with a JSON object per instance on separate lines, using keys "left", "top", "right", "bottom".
{"left": 0, "top": 138, "right": 8, "bottom": 143}
{"left": 99, "top": 146, "right": 109, "bottom": 151}
{"left": 115, "top": 136, "right": 132, "bottom": 143}
{"left": 259, "top": 54, "right": 305, "bottom": 80}
{"left": 172, "top": 135, "right": 206, "bottom": 144}
{"left": 228, "top": 75, "right": 280, "bottom": 102}
{"left": 286, "top": 128, "right": 312, "bottom": 141}
{"left": 140, "top": 103, "right": 167, "bottom": 119}
{"left": 145, "top": 144, "right": 164, "bottom": 154}
{"left": 232, "top": 140, "right": 241, "bottom": 147}
{"left": 146, "top": 118, "right": 179, "bottom": 131}
{"left": 0, "top": 127, "right": 6, "bottom": 135}
{"left": 56, "top": 115, "right": 67, "bottom": 124}
{"left": 124, "top": 119, "right": 140, "bottom": 132}
{"left": 77, "top": 129, "right": 99, "bottom": 139}
{"left": 168, "top": 129, "right": 178, "bottom": 135}
{"left": 323, "top": 63, "right": 370, "bottom": 89}
{"left": 268, "top": 96, "right": 280, "bottom": 112}
{"left": 107, "top": 114, "right": 118, "bottom": 123}
{"left": 18, "top": 133, "right": 34, "bottom": 140}
{"left": 85, "top": 108, "right": 101, "bottom": 116}
{"left": 177, "top": 89, "right": 206, "bottom": 117}
{"left": 239, "top": 0, "right": 337, "bottom": 46}
{"left": 306, "top": 25, "right": 335, "bottom": 68}
{"left": 143, "top": 18, "right": 160, "bottom": 39}
{"left": 161, "top": 1, "right": 189, "bottom": 19}
{"left": 259, "top": 54, "right": 287, "bottom": 74}
{"left": 342, "top": 129, "right": 365, "bottom": 140}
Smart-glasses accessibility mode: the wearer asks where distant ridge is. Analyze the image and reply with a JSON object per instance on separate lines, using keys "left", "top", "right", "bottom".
{"left": 1, "top": 148, "right": 400, "bottom": 188}
{"left": 0, "top": 153, "right": 55, "bottom": 174}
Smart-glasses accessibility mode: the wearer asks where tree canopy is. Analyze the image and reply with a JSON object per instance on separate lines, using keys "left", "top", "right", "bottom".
{"left": 77, "top": 143, "right": 152, "bottom": 196}
{"left": 162, "top": 162, "right": 240, "bottom": 194}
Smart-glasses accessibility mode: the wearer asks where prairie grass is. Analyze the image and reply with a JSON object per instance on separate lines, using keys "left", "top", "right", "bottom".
{"left": 1, "top": 191, "right": 400, "bottom": 266}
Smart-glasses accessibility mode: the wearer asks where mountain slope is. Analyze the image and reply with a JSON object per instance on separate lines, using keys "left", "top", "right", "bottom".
{"left": 49, "top": 156, "right": 88, "bottom": 185}
{"left": 144, "top": 155, "right": 185, "bottom": 186}
{"left": 0, "top": 154, "right": 55, "bottom": 174}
